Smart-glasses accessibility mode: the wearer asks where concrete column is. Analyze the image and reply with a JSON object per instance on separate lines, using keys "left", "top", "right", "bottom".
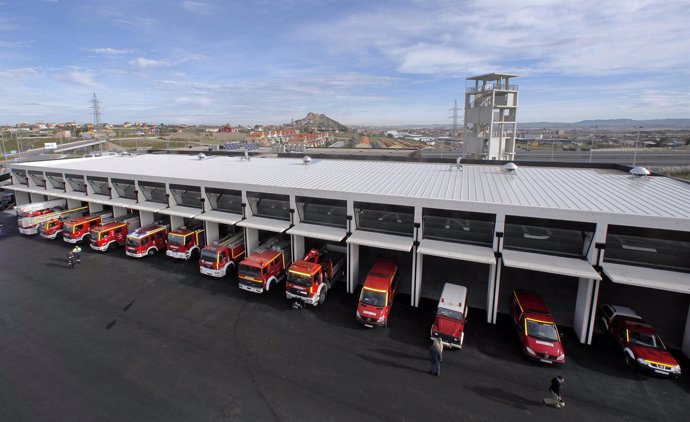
{"left": 487, "top": 213, "right": 505, "bottom": 324}
{"left": 112, "top": 206, "right": 127, "bottom": 218}
{"left": 683, "top": 303, "right": 690, "bottom": 359}
{"left": 293, "top": 234, "right": 305, "bottom": 261}
{"left": 135, "top": 181, "right": 145, "bottom": 204}
{"left": 170, "top": 215, "right": 184, "bottom": 230}
{"left": 411, "top": 205, "right": 422, "bottom": 307}
{"left": 348, "top": 243, "right": 360, "bottom": 293}
{"left": 30, "top": 192, "right": 47, "bottom": 203}
{"left": 576, "top": 223, "right": 608, "bottom": 344}
{"left": 574, "top": 277, "right": 598, "bottom": 344}
{"left": 89, "top": 202, "right": 103, "bottom": 213}
{"left": 66, "top": 198, "right": 82, "bottom": 209}
{"left": 245, "top": 228, "right": 259, "bottom": 255}
{"left": 15, "top": 191, "right": 30, "bottom": 206}
{"left": 140, "top": 211, "right": 154, "bottom": 226}
{"left": 205, "top": 222, "right": 219, "bottom": 244}
{"left": 346, "top": 200, "right": 356, "bottom": 293}
{"left": 414, "top": 253, "right": 423, "bottom": 307}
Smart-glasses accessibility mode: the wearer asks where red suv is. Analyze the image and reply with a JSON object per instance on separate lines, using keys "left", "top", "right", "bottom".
{"left": 511, "top": 290, "right": 565, "bottom": 364}
{"left": 599, "top": 304, "right": 681, "bottom": 378}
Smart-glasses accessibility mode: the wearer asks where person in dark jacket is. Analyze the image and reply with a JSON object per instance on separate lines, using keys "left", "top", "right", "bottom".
{"left": 429, "top": 338, "right": 443, "bottom": 376}
{"left": 67, "top": 252, "right": 76, "bottom": 270}
{"left": 549, "top": 375, "right": 565, "bottom": 408}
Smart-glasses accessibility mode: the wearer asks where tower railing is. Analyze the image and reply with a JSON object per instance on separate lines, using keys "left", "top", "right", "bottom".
{"left": 466, "top": 84, "right": 518, "bottom": 93}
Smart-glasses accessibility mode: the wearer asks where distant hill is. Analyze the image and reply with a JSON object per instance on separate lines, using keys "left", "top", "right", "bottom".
{"left": 519, "top": 119, "right": 690, "bottom": 130}
{"left": 293, "top": 112, "right": 347, "bottom": 132}
{"left": 383, "top": 119, "right": 690, "bottom": 130}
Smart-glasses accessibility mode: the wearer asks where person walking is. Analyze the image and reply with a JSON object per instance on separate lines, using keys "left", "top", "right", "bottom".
{"left": 72, "top": 245, "right": 82, "bottom": 263}
{"left": 546, "top": 375, "right": 565, "bottom": 408}
{"left": 429, "top": 337, "right": 444, "bottom": 376}
{"left": 67, "top": 252, "right": 76, "bottom": 270}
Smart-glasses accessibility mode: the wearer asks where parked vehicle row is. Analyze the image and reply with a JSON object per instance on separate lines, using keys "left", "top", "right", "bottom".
{"left": 11, "top": 210, "right": 682, "bottom": 378}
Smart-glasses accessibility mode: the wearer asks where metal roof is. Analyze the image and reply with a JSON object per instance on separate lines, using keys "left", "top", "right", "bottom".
{"left": 10, "top": 155, "right": 690, "bottom": 225}
{"left": 467, "top": 73, "right": 519, "bottom": 81}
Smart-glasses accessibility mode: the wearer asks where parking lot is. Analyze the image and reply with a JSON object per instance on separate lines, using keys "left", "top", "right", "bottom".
{"left": 0, "top": 210, "right": 688, "bottom": 422}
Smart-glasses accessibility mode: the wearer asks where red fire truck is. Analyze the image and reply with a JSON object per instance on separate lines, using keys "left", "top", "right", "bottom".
{"left": 199, "top": 232, "right": 246, "bottom": 277}
{"left": 38, "top": 206, "right": 89, "bottom": 239}
{"left": 62, "top": 211, "right": 115, "bottom": 244}
{"left": 16, "top": 199, "right": 67, "bottom": 235}
{"left": 285, "top": 247, "right": 345, "bottom": 306}
{"left": 166, "top": 222, "right": 206, "bottom": 260}
{"left": 89, "top": 214, "right": 141, "bottom": 252}
{"left": 238, "top": 236, "right": 292, "bottom": 294}
{"left": 125, "top": 224, "right": 170, "bottom": 258}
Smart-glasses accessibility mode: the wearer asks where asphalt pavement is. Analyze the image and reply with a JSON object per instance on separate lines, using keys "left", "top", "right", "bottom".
{"left": 0, "top": 211, "right": 688, "bottom": 422}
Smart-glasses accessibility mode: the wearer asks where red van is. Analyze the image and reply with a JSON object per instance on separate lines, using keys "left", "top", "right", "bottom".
{"left": 355, "top": 258, "right": 399, "bottom": 328}
{"left": 431, "top": 283, "right": 468, "bottom": 349}
{"left": 511, "top": 290, "right": 565, "bottom": 364}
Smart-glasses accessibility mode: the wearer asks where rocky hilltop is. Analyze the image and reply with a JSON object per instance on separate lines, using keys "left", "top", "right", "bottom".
{"left": 293, "top": 112, "right": 347, "bottom": 132}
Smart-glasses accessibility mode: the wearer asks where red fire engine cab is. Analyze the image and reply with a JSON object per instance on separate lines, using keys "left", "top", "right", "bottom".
{"left": 15, "top": 199, "right": 67, "bottom": 235}
{"left": 62, "top": 211, "right": 114, "bottom": 244}
{"left": 125, "top": 224, "right": 169, "bottom": 258}
{"left": 166, "top": 222, "right": 206, "bottom": 260}
{"left": 238, "top": 236, "right": 292, "bottom": 294}
{"left": 199, "top": 232, "right": 246, "bottom": 277}
{"left": 37, "top": 206, "right": 89, "bottom": 239}
{"left": 89, "top": 214, "right": 141, "bottom": 252}
{"left": 285, "top": 247, "right": 345, "bottom": 306}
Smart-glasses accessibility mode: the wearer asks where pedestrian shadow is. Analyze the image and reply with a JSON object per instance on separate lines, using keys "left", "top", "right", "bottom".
{"left": 355, "top": 352, "right": 427, "bottom": 374}
{"left": 467, "top": 386, "right": 542, "bottom": 410}
{"left": 46, "top": 263, "right": 68, "bottom": 269}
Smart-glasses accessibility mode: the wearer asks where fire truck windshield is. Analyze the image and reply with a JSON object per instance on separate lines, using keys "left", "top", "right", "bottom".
{"left": 200, "top": 249, "right": 218, "bottom": 262}
{"left": 526, "top": 319, "right": 559, "bottom": 342}
{"left": 126, "top": 237, "right": 140, "bottom": 247}
{"left": 287, "top": 271, "right": 312, "bottom": 286}
{"left": 239, "top": 263, "right": 262, "bottom": 279}
{"left": 63, "top": 224, "right": 75, "bottom": 233}
{"left": 360, "top": 288, "right": 387, "bottom": 307}
{"left": 168, "top": 234, "right": 186, "bottom": 245}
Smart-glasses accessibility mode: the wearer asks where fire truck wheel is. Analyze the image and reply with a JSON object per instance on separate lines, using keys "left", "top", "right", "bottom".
{"left": 107, "top": 242, "right": 116, "bottom": 251}
{"left": 148, "top": 248, "right": 156, "bottom": 256}
{"left": 318, "top": 288, "right": 327, "bottom": 305}
{"left": 625, "top": 354, "right": 636, "bottom": 370}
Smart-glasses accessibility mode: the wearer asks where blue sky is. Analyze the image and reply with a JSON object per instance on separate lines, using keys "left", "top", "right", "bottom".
{"left": 1, "top": 0, "right": 689, "bottom": 126}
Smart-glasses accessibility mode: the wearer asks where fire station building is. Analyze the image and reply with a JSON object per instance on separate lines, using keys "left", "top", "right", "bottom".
{"left": 6, "top": 154, "right": 690, "bottom": 357}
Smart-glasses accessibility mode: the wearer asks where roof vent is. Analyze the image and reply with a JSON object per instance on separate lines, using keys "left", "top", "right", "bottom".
{"left": 502, "top": 162, "right": 518, "bottom": 173}
{"left": 302, "top": 155, "right": 312, "bottom": 165}
{"left": 456, "top": 157, "right": 463, "bottom": 171}
{"left": 197, "top": 153, "right": 207, "bottom": 160}
{"left": 629, "top": 166, "right": 650, "bottom": 178}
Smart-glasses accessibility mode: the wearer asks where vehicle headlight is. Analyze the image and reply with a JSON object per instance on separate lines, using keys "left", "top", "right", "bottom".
{"left": 672, "top": 365, "right": 681, "bottom": 373}
{"left": 453, "top": 338, "right": 458, "bottom": 342}
{"left": 557, "top": 353, "right": 565, "bottom": 361}
{"left": 377, "top": 315, "right": 385, "bottom": 323}
{"left": 637, "top": 358, "right": 647, "bottom": 366}
{"left": 525, "top": 347, "right": 536, "bottom": 356}
{"left": 432, "top": 332, "right": 439, "bottom": 337}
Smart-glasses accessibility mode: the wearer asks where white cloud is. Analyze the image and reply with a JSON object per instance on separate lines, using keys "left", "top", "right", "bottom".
{"left": 180, "top": 1, "right": 214, "bottom": 15}
{"left": 130, "top": 57, "right": 169, "bottom": 68}
{"left": 0, "top": 67, "right": 37, "bottom": 83}
{"left": 59, "top": 70, "right": 102, "bottom": 88}
{"left": 85, "top": 47, "right": 135, "bottom": 55}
